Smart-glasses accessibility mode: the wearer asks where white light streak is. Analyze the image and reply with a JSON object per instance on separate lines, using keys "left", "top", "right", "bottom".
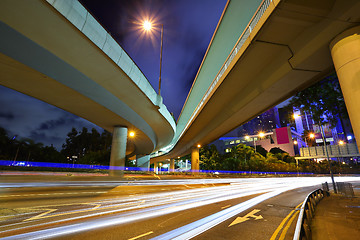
{"left": 1, "top": 177, "right": 359, "bottom": 239}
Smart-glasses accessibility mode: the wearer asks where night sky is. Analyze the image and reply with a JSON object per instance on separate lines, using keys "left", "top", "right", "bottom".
{"left": 0, "top": 0, "right": 227, "bottom": 149}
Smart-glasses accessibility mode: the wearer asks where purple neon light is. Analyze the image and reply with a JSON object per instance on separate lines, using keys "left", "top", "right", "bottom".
{"left": 0, "top": 160, "right": 313, "bottom": 175}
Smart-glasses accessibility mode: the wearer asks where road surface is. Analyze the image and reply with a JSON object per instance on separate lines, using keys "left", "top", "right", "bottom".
{"left": 1, "top": 176, "right": 359, "bottom": 239}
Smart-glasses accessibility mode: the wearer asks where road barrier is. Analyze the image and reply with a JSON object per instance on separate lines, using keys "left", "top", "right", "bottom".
{"left": 293, "top": 188, "right": 325, "bottom": 240}
{"left": 336, "top": 182, "right": 355, "bottom": 197}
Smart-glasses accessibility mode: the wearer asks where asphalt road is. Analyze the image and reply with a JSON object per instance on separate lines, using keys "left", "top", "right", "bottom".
{"left": 1, "top": 176, "right": 359, "bottom": 239}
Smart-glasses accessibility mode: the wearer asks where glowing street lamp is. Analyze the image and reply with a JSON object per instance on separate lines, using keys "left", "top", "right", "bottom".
{"left": 244, "top": 134, "right": 257, "bottom": 152}
{"left": 258, "top": 132, "right": 265, "bottom": 138}
{"left": 143, "top": 20, "right": 164, "bottom": 96}
{"left": 293, "top": 113, "right": 300, "bottom": 119}
{"left": 339, "top": 140, "right": 345, "bottom": 145}
{"left": 143, "top": 20, "right": 152, "bottom": 31}
{"left": 129, "top": 131, "right": 135, "bottom": 137}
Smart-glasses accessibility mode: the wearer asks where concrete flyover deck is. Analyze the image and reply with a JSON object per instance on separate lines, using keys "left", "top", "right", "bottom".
{"left": 0, "top": 0, "right": 176, "bottom": 157}
{"left": 152, "top": 0, "right": 360, "bottom": 164}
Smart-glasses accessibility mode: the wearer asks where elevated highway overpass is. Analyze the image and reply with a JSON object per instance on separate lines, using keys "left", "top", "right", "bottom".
{"left": 1, "top": 0, "right": 359, "bottom": 175}
{"left": 0, "top": 0, "right": 176, "bottom": 175}
{"left": 152, "top": 0, "right": 360, "bottom": 170}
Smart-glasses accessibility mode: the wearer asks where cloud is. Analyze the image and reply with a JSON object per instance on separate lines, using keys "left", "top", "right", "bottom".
{"left": 0, "top": 86, "right": 102, "bottom": 150}
{"left": 0, "top": 112, "right": 14, "bottom": 120}
{"left": 80, "top": 0, "right": 226, "bottom": 120}
{"left": 0, "top": 0, "right": 227, "bottom": 150}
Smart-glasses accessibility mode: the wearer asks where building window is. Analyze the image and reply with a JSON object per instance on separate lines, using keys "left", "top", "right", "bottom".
{"left": 230, "top": 140, "right": 235, "bottom": 144}
{"left": 225, "top": 141, "right": 229, "bottom": 145}
{"left": 236, "top": 140, "right": 240, "bottom": 143}
{"left": 225, "top": 148, "right": 231, "bottom": 153}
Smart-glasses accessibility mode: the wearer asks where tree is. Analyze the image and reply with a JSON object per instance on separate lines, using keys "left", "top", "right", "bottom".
{"left": 61, "top": 127, "right": 112, "bottom": 166}
{"left": 0, "top": 127, "right": 12, "bottom": 159}
{"left": 22, "top": 138, "right": 44, "bottom": 161}
{"left": 285, "top": 74, "right": 348, "bottom": 128}
{"left": 200, "top": 145, "right": 221, "bottom": 170}
{"left": 256, "top": 145, "right": 267, "bottom": 158}
{"left": 270, "top": 147, "right": 286, "bottom": 155}
{"left": 39, "top": 145, "right": 65, "bottom": 163}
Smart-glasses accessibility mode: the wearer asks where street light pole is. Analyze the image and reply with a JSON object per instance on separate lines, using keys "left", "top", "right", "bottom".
{"left": 158, "top": 24, "right": 163, "bottom": 96}
{"left": 253, "top": 137, "right": 256, "bottom": 152}
{"left": 320, "top": 123, "right": 337, "bottom": 193}
{"left": 142, "top": 20, "right": 164, "bottom": 96}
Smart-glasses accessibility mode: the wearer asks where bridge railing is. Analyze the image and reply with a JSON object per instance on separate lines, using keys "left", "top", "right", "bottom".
{"left": 46, "top": 0, "right": 176, "bottom": 133}
{"left": 190, "top": 0, "right": 275, "bottom": 129}
{"left": 46, "top": 0, "right": 158, "bottom": 104}
{"left": 169, "top": 0, "right": 277, "bottom": 155}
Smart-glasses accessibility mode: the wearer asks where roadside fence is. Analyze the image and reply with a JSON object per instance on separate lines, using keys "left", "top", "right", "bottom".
{"left": 293, "top": 188, "right": 325, "bottom": 240}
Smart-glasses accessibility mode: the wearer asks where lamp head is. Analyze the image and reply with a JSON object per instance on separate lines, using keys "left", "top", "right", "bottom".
{"left": 143, "top": 20, "right": 152, "bottom": 31}
{"left": 293, "top": 113, "right": 300, "bottom": 119}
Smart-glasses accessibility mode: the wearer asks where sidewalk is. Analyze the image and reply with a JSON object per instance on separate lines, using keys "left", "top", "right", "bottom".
{"left": 311, "top": 184, "right": 360, "bottom": 239}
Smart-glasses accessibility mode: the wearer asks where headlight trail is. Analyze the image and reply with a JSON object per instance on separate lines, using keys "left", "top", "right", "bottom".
{"left": 1, "top": 177, "right": 359, "bottom": 239}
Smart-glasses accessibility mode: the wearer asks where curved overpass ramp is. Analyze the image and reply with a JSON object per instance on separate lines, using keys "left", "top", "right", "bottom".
{"left": 152, "top": 0, "right": 360, "bottom": 166}
{"left": 0, "top": 0, "right": 176, "bottom": 159}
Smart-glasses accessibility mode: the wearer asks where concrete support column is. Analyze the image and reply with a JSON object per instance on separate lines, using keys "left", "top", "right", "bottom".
{"left": 330, "top": 26, "right": 360, "bottom": 150}
{"left": 136, "top": 155, "right": 150, "bottom": 171}
{"left": 109, "top": 126, "right": 127, "bottom": 177}
{"left": 191, "top": 147, "right": 200, "bottom": 173}
{"left": 170, "top": 158, "right": 175, "bottom": 172}
{"left": 154, "top": 162, "right": 158, "bottom": 174}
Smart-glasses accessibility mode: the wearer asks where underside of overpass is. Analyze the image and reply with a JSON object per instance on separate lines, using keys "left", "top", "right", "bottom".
{"left": 0, "top": 0, "right": 176, "bottom": 175}
{"left": 152, "top": 0, "right": 360, "bottom": 169}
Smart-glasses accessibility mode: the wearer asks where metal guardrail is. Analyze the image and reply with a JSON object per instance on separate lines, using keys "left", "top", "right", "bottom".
{"left": 293, "top": 188, "right": 325, "bottom": 240}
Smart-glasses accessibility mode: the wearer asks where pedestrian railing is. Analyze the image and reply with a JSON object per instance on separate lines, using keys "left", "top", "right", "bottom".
{"left": 298, "top": 143, "right": 359, "bottom": 159}
{"left": 293, "top": 188, "right": 325, "bottom": 240}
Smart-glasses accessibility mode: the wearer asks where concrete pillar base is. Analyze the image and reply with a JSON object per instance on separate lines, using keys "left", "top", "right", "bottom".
{"left": 170, "top": 158, "right": 175, "bottom": 172}
{"left": 136, "top": 155, "right": 150, "bottom": 171}
{"left": 191, "top": 147, "right": 200, "bottom": 174}
{"left": 330, "top": 26, "right": 360, "bottom": 150}
{"left": 109, "top": 126, "right": 127, "bottom": 177}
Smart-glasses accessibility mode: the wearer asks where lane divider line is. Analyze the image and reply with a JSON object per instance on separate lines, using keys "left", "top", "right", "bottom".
{"left": 278, "top": 211, "right": 300, "bottom": 240}
{"left": 269, "top": 202, "right": 303, "bottom": 240}
{"left": 221, "top": 205, "right": 231, "bottom": 209}
{"left": 128, "top": 231, "right": 154, "bottom": 240}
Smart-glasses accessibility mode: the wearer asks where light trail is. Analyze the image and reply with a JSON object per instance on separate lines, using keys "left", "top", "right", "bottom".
{"left": 151, "top": 189, "right": 292, "bottom": 240}
{"left": 0, "top": 177, "right": 359, "bottom": 239}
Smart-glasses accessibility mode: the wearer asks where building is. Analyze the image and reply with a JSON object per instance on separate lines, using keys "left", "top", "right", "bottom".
{"left": 212, "top": 126, "right": 297, "bottom": 156}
